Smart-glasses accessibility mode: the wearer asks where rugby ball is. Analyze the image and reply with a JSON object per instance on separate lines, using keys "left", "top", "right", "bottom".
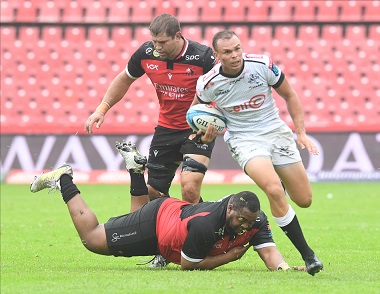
{"left": 186, "top": 104, "right": 226, "bottom": 134}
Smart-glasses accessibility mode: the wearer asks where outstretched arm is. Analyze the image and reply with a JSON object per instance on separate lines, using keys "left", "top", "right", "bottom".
{"left": 256, "top": 245, "right": 306, "bottom": 271}
{"left": 181, "top": 245, "right": 251, "bottom": 270}
{"left": 274, "top": 77, "right": 319, "bottom": 155}
{"left": 85, "top": 71, "right": 135, "bottom": 133}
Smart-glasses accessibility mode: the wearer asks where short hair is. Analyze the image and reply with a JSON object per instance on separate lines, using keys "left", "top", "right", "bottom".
{"left": 212, "top": 30, "right": 238, "bottom": 51}
{"left": 149, "top": 14, "right": 181, "bottom": 38}
{"left": 229, "top": 191, "right": 260, "bottom": 213}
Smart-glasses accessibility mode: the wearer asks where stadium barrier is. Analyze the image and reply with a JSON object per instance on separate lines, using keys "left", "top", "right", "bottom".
{"left": 1, "top": 132, "right": 379, "bottom": 183}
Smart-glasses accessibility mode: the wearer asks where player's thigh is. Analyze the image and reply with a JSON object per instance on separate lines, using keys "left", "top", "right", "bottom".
{"left": 275, "top": 162, "right": 312, "bottom": 207}
{"left": 245, "top": 157, "right": 285, "bottom": 200}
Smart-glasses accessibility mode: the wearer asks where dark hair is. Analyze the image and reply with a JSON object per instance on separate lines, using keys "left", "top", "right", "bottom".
{"left": 212, "top": 30, "right": 238, "bottom": 51}
{"left": 229, "top": 191, "right": 260, "bottom": 213}
{"left": 149, "top": 14, "right": 181, "bottom": 38}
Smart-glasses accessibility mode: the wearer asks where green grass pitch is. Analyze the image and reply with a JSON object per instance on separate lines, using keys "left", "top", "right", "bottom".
{"left": 1, "top": 182, "right": 379, "bottom": 293}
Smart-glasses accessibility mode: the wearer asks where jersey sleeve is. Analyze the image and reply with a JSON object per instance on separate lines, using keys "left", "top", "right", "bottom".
{"left": 195, "top": 76, "right": 212, "bottom": 103}
{"left": 126, "top": 42, "right": 151, "bottom": 79}
{"left": 181, "top": 217, "right": 217, "bottom": 262}
{"left": 202, "top": 47, "right": 217, "bottom": 74}
{"left": 249, "top": 211, "right": 276, "bottom": 250}
{"left": 265, "top": 57, "right": 284, "bottom": 88}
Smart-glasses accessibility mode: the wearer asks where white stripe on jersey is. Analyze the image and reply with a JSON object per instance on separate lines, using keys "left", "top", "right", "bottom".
{"left": 196, "top": 53, "right": 286, "bottom": 135}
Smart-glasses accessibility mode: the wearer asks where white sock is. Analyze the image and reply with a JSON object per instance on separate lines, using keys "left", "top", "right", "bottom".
{"left": 273, "top": 204, "right": 296, "bottom": 227}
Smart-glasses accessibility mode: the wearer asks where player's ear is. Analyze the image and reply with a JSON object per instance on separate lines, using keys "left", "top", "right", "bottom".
{"left": 175, "top": 31, "right": 182, "bottom": 40}
{"left": 227, "top": 203, "right": 234, "bottom": 214}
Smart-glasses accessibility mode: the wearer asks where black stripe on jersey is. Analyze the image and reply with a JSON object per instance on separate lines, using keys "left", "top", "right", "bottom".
{"left": 272, "top": 72, "right": 285, "bottom": 88}
{"left": 245, "top": 59, "right": 266, "bottom": 66}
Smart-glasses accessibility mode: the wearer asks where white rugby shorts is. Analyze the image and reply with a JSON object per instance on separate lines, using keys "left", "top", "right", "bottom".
{"left": 225, "top": 125, "right": 302, "bottom": 170}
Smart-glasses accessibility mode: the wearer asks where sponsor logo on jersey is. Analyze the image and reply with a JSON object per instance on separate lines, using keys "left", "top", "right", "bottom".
{"left": 153, "top": 83, "right": 189, "bottom": 99}
{"left": 185, "top": 54, "right": 200, "bottom": 60}
{"left": 215, "top": 227, "right": 225, "bottom": 236}
{"left": 168, "top": 73, "right": 173, "bottom": 80}
{"left": 269, "top": 59, "right": 280, "bottom": 76}
{"left": 215, "top": 89, "right": 230, "bottom": 96}
{"left": 245, "top": 53, "right": 264, "bottom": 59}
{"left": 213, "top": 243, "right": 223, "bottom": 249}
{"left": 202, "top": 68, "right": 218, "bottom": 82}
{"left": 229, "top": 75, "right": 244, "bottom": 85}
{"left": 146, "top": 63, "right": 159, "bottom": 70}
{"left": 145, "top": 47, "right": 153, "bottom": 55}
{"left": 153, "top": 50, "right": 160, "bottom": 57}
{"left": 224, "top": 94, "right": 266, "bottom": 113}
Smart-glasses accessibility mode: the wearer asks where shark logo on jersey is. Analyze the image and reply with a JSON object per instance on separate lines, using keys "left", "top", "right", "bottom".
{"left": 248, "top": 74, "right": 263, "bottom": 88}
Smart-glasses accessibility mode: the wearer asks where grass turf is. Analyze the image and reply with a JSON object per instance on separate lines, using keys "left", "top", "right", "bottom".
{"left": 1, "top": 182, "right": 379, "bottom": 293}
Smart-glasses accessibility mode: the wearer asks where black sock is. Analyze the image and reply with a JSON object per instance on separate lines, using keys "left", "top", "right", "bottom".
{"left": 280, "top": 215, "right": 314, "bottom": 260}
{"left": 60, "top": 174, "right": 80, "bottom": 204}
{"left": 130, "top": 171, "right": 148, "bottom": 196}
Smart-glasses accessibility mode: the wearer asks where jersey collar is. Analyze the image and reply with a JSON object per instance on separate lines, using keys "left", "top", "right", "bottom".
{"left": 174, "top": 37, "right": 189, "bottom": 60}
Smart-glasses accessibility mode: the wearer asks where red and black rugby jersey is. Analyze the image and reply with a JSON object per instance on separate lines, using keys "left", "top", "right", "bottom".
{"left": 126, "top": 38, "right": 216, "bottom": 130}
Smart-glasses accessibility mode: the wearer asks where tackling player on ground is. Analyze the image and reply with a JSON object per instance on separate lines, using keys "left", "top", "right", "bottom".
{"left": 30, "top": 142, "right": 307, "bottom": 272}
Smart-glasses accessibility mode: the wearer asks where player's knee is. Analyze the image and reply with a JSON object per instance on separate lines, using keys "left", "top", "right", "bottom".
{"left": 294, "top": 194, "right": 312, "bottom": 208}
{"left": 147, "top": 162, "right": 178, "bottom": 198}
{"left": 147, "top": 185, "right": 167, "bottom": 200}
{"left": 265, "top": 184, "right": 286, "bottom": 202}
{"left": 181, "top": 156, "right": 207, "bottom": 174}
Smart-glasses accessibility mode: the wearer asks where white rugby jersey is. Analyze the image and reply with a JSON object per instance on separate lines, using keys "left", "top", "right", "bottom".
{"left": 196, "top": 53, "right": 287, "bottom": 136}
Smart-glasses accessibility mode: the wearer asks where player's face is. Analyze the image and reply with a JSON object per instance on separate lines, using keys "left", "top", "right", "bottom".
{"left": 226, "top": 206, "right": 258, "bottom": 235}
{"left": 151, "top": 32, "right": 182, "bottom": 60}
{"left": 214, "top": 35, "right": 243, "bottom": 76}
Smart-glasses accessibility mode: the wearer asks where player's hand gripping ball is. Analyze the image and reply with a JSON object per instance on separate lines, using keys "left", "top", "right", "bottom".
{"left": 186, "top": 104, "right": 226, "bottom": 134}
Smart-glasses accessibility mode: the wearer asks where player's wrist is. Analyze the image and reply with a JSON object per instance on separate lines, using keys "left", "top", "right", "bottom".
{"left": 95, "top": 101, "right": 111, "bottom": 115}
{"left": 277, "top": 262, "right": 290, "bottom": 270}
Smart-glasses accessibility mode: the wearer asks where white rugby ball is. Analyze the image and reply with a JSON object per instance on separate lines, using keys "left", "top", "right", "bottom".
{"left": 186, "top": 104, "right": 226, "bottom": 134}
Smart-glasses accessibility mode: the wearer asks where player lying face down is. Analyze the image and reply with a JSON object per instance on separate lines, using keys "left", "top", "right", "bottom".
{"left": 31, "top": 164, "right": 306, "bottom": 272}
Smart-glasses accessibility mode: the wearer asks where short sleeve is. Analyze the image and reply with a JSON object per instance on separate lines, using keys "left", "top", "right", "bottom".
{"left": 249, "top": 211, "right": 275, "bottom": 249}
{"left": 181, "top": 217, "right": 217, "bottom": 262}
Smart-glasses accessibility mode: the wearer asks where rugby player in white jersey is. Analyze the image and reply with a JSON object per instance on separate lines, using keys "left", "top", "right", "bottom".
{"left": 192, "top": 30, "right": 323, "bottom": 276}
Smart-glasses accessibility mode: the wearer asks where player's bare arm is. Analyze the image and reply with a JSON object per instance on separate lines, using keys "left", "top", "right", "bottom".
{"left": 84, "top": 71, "right": 135, "bottom": 133}
{"left": 190, "top": 95, "right": 201, "bottom": 107}
{"left": 256, "top": 245, "right": 306, "bottom": 271}
{"left": 274, "top": 77, "right": 319, "bottom": 155}
{"left": 180, "top": 245, "right": 251, "bottom": 270}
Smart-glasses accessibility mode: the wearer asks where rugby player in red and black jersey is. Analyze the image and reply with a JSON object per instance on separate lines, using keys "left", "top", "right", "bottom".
{"left": 85, "top": 14, "right": 218, "bottom": 214}
{"left": 30, "top": 163, "right": 307, "bottom": 272}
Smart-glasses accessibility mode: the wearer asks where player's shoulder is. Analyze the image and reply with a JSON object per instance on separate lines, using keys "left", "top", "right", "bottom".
{"left": 135, "top": 40, "right": 156, "bottom": 57}
{"left": 252, "top": 210, "right": 269, "bottom": 228}
{"left": 243, "top": 53, "right": 271, "bottom": 66}
{"left": 198, "top": 64, "right": 221, "bottom": 85}
{"left": 186, "top": 38, "right": 213, "bottom": 55}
